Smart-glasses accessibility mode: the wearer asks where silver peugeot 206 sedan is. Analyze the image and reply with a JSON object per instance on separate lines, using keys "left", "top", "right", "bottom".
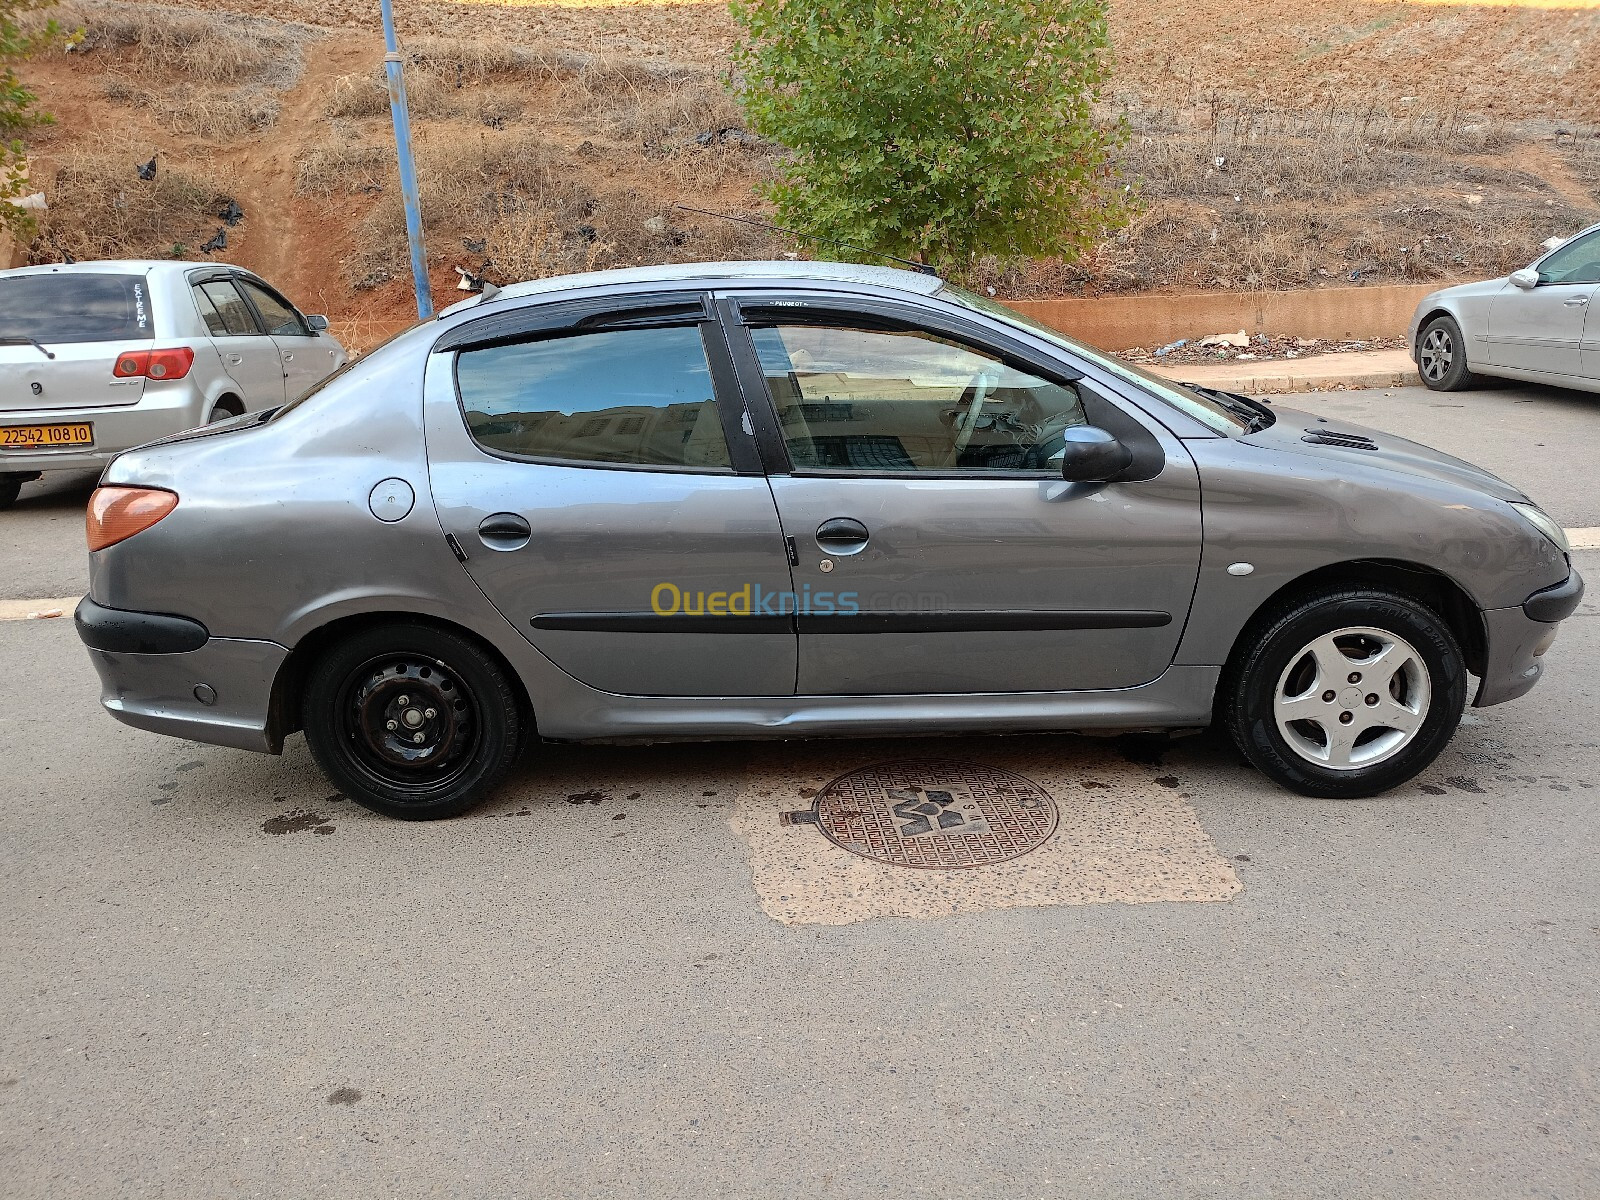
{"left": 1, "top": 260, "right": 347, "bottom": 509}
{"left": 74, "top": 261, "right": 1583, "bottom": 820}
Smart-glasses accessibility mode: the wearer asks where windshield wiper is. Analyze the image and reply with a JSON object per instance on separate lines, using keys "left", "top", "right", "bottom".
{"left": 1188, "top": 384, "right": 1274, "bottom": 433}
{"left": 0, "top": 335, "right": 56, "bottom": 360}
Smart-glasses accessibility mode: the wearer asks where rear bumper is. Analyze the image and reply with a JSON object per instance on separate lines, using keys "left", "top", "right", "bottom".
{"left": 1475, "top": 566, "right": 1584, "bottom": 707}
{"left": 0, "top": 383, "right": 208, "bottom": 474}
{"left": 76, "top": 599, "right": 286, "bottom": 753}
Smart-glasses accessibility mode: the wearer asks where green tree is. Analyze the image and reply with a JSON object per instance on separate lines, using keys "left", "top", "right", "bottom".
{"left": 730, "top": 0, "right": 1128, "bottom": 271}
{"left": 2, "top": 0, "right": 68, "bottom": 238}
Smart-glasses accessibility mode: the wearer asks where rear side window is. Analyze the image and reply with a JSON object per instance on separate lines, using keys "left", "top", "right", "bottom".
{"left": 0, "top": 273, "right": 154, "bottom": 344}
{"left": 455, "top": 325, "right": 732, "bottom": 470}
{"left": 197, "top": 280, "right": 260, "bottom": 336}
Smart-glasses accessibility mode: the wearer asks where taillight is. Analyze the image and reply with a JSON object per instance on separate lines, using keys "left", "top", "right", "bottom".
{"left": 112, "top": 347, "right": 195, "bottom": 381}
{"left": 87, "top": 486, "right": 179, "bottom": 552}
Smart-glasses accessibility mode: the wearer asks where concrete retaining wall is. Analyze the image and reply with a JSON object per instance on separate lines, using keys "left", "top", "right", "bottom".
{"left": 1009, "top": 281, "right": 1465, "bottom": 351}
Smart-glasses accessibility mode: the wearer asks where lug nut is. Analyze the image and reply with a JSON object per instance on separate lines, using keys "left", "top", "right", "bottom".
{"left": 412, "top": 732, "right": 425, "bottom": 744}
{"left": 424, "top": 708, "right": 436, "bottom": 719}
{"left": 1366, "top": 694, "right": 1379, "bottom": 706}
{"left": 1322, "top": 690, "right": 1336, "bottom": 702}
{"left": 386, "top": 720, "right": 397, "bottom": 731}
{"left": 1339, "top": 712, "right": 1354, "bottom": 724}
{"left": 1347, "top": 672, "right": 1361, "bottom": 684}
{"left": 397, "top": 694, "right": 410, "bottom": 705}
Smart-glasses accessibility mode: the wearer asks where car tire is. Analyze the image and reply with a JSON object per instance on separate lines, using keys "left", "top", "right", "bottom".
{"left": 0, "top": 474, "right": 24, "bottom": 511}
{"left": 1223, "top": 587, "right": 1467, "bottom": 798}
{"left": 208, "top": 397, "right": 245, "bottom": 423}
{"left": 1416, "top": 315, "right": 1476, "bottom": 391}
{"left": 301, "top": 622, "right": 523, "bottom": 820}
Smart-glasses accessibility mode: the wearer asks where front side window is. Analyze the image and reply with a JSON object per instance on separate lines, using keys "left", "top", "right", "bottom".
{"left": 197, "top": 280, "right": 260, "bottom": 336}
{"left": 939, "top": 284, "right": 1250, "bottom": 435}
{"left": 239, "top": 279, "right": 307, "bottom": 336}
{"left": 456, "top": 325, "right": 731, "bottom": 470}
{"left": 1537, "top": 230, "right": 1600, "bottom": 286}
{"left": 749, "top": 323, "right": 1085, "bottom": 472}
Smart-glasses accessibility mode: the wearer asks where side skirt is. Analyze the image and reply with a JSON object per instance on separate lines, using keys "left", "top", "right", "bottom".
{"left": 533, "top": 665, "right": 1222, "bottom": 743}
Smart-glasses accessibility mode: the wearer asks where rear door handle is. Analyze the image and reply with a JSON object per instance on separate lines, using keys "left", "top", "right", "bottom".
{"left": 478, "top": 512, "right": 531, "bottom": 551}
{"left": 816, "top": 517, "right": 870, "bottom": 553}
{"left": 1563, "top": 297, "right": 1589, "bottom": 307}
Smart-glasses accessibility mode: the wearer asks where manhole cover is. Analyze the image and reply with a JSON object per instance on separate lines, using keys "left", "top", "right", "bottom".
{"left": 811, "top": 760, "right": 1058, "bottom": 869}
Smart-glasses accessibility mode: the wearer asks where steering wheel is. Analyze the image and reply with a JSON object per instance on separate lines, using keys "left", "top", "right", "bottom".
{"left": 940, "top": 370, "right": 994, "bottom": 468}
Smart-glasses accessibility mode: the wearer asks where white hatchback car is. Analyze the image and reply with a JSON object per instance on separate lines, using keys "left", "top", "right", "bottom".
{"left": 0, "top": 260, "right": 347, "bottom": 508}
{"left": 1408, "top": 221, "right": 1600, "bottom": 394}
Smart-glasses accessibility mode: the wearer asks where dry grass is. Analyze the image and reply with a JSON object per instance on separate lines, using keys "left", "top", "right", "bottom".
{"left": 65, "top": 1, "right": 312, "bottom": 88}
{"left": 337, "top": 124, "right": 783, "bottom": 291}
{"left": 101, "top": 75, "right": 279, "bottom": 139}
{"left": 33, "top": 139, "right": 228, "bottom": 261}
{"left": 295, "top": 138, "right": 392, "bottom": 199}
{"left": 72, "top": 1, "right": 315, "bottom": 139}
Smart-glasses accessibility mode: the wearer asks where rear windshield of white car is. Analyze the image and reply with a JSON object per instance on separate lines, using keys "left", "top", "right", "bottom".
{"left": 0, "top": 273, "right": 155, "bottom": 344}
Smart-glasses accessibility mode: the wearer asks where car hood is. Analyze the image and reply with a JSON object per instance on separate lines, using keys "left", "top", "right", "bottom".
{"left": 1418, "top": 276, "right": 1511, "bottom": 307}
{"left": 1241, "top": 403, "right": 1529, "bottom": 503}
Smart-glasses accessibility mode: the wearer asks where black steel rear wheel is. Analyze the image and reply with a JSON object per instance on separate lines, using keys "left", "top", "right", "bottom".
{"left": 302, "top": 622, "right": 522, "bottom": 820}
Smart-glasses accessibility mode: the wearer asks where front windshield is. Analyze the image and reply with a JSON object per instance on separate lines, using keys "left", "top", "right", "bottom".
{"left": 939, "top": 284, "right": 1249, "bottom": 435}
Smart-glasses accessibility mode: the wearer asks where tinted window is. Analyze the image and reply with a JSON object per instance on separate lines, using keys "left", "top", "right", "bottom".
{"left": 198, "top": 281, "right": 260, "bottom": 336}
{"left": 239, "top": 279, "right": 306, "bottom": 336}
{"left": 0, "top": 273, "right": 154, "bottom": 344}
{"left": 1538, "top": 230, "right": 1600, "bottom": 285}
{"left": 456, "top": 325, "right": 731, "bottom": 470}
{"left": 191, "top": 286, "right": 230, "bottom": 337}
{"left": 750, "top": 324, "right": 1085, "bottom": 472}
{"left": 939, "top": 284, "right": 1249, "bottom": 435}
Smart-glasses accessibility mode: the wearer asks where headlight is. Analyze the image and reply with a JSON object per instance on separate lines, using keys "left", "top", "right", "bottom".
{"left": 1509, "top": 502, "right": 1569, "bottom": 553}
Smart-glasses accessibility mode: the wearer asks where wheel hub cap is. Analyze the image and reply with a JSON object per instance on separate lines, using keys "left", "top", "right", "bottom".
{"left": 1273, "top": 627, "right": 1432, "bottom": 771}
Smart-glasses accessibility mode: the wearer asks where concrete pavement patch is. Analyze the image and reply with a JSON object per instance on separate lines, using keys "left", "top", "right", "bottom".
{"left": 730, "top": 740, "right": 1241, "bottom": 925}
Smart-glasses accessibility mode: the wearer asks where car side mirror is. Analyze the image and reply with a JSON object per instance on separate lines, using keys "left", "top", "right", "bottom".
{"left": 306, "top": 314, "right": 331, "bottom": 332}
{"left": 1509, "top": 269, "right": 1539, "bottom": 291}
{"left": 1059, "top": 426, "right": 1134, "bottom": 483}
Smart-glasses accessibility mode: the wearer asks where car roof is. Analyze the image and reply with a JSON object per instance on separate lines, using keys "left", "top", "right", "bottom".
{"left": 0, "top": 260, "right": 258, "bottom": 279}
{"left": 440, "top": 259, "right": 946, "bottom": 316}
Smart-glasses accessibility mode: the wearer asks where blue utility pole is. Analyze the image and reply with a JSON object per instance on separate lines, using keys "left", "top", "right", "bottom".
{"left": 379, "top": 0, "right": 433, "bottom": 319}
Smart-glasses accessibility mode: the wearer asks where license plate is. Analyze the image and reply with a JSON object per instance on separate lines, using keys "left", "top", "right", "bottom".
{"left": 0, "top": 423, "right": 94, "bottom": 448}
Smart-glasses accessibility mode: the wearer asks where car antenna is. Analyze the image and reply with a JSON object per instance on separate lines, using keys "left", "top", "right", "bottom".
{"left": 672, "top": 204, "right": 940, "bottom": 278}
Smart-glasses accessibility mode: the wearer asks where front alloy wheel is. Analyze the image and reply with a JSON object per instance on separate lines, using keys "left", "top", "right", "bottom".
{"left": 1272, "top": 627, "right": 1431, "bottom": 770}
{"left": 1416, "top": 315, "right": 1475, "bottom": 392}
{"left": 1226, "top": 587, "right": 1466, "bottom": 798}
{"left": 302, "top": 623, "right": 523, "bottom": 820}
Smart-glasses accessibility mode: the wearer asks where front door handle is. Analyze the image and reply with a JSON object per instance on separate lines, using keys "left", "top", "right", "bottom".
{"left": 816, "top": 517, "right": 870, "bottom": 554}
{"left": 1562, "top": 296, "right": 1589, "bottom": 308}
{"left": 478, "top": 512, "right": 531, "bottom": 551}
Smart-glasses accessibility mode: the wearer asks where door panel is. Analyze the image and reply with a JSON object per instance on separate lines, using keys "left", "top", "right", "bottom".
{"left": 769, "top": 472, "right": 1202, "bottom": 694}
{"left": 726, "top": 301, "right": 1203, "bottom": 695}
{"left": 424, "top": 315, "right": 797, "bottom": 697}
{"left": 194, "top": 279, "right": 285, "bottom": 409}
{"left": 1488, "top": 284, "right": 1595, "bottom": 376}
{"left": 236, "top": 278, "right": 339, "bottom": 399}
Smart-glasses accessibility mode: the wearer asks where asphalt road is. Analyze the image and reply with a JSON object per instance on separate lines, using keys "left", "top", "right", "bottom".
{"left": 3, "top": 381, "right": 1598, "bottom": 1198}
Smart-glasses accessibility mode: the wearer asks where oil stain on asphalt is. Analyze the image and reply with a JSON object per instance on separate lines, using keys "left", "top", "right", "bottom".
{"left": 262, "top": 809, "right": 335, "bottom": 836}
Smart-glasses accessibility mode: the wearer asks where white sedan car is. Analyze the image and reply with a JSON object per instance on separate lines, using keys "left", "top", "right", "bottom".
{"left": 1, "top": 261, "right": 347, "bottom": 509}
{"left": 1408, "top": 221, "right": 1600, "bottom": 394}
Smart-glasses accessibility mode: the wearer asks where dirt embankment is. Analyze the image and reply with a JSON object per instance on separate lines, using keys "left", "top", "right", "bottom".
{"left": 14, "top": 0, "right": 1600, "bottom": 349}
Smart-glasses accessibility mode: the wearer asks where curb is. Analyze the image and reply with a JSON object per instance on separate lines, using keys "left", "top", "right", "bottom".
{"left": 1153, "top": 367, "right": 1417, "bottom": 395}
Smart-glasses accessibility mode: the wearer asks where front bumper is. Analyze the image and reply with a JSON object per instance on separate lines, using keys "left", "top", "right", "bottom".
{"left": 0, "top": 384, "right": 208, "bottom": 474}
{"left": 76, "top": 599, "right": 286, "bottom": 753}
{"left": 1475, "top": 566, "right": 1584, "bottom": 707}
